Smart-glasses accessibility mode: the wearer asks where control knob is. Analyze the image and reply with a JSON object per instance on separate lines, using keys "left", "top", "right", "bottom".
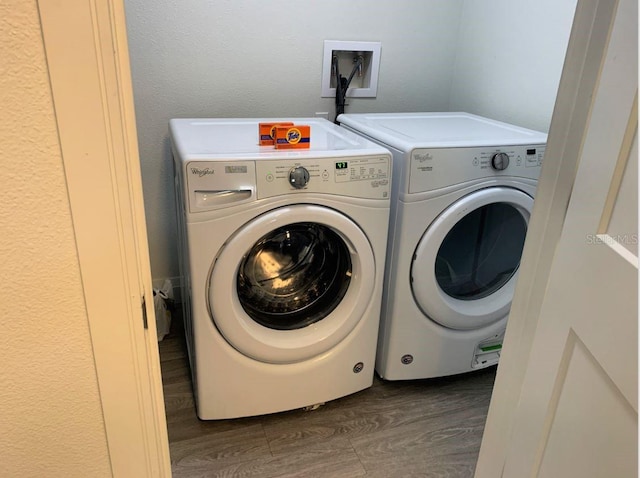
{"left": 288, "top": 166, "right": 310, "bottom": 189}
{"left": 491, "top": 152, "right": 510, "bottom": 170}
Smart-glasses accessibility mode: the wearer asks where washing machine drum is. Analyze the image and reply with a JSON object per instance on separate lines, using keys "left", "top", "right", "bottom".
{"left": 411, "top": 187, "right": 534, "bottom": 330}
{"left": 236, "top": 222, "right": 351, "bottom": 330}
{"left": 208, "top": 204, "right": 375, "bottom": 364}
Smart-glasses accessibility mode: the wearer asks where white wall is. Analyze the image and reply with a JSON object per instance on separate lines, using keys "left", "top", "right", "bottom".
{"left": 124, "top": 0, "right": 465, "bottom": 282}
{"left": 0, "top": 1, "right": 111, "bottom": 476}
{"left": 450, "top": 0, "right": 577, "bottom": 133}
{"left": 125, "top": 0, "right": 576, "bottom": 284}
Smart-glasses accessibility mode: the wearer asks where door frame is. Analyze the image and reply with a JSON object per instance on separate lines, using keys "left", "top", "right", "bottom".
{"left": 38, "top": 1, "right": 171, "bottom": 476}
{"left": 474, "top": 0, "right": 618, "bottom": 475}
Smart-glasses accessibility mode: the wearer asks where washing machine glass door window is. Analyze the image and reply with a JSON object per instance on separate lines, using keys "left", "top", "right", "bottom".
{"left": 208, "top": 204, "right": 375, "bottom": 364}
{"left": 411, "top": 187, "right": 534, "bottom": 330}
{"left": 435, "top": 203, "right": 528, "bottom": 301}
{"left": 237, "top": 222, "right": 352, "bottom": 331}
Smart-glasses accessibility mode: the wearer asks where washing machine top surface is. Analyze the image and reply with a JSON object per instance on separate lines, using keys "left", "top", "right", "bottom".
{"left": 170, "top": 117, "right": 390, "bottom": 161}
{"left": 338, "top": 112, "right": 547, "bottom": 151}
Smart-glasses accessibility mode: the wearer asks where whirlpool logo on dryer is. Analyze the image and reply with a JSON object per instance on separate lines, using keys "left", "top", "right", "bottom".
{"left": 191, "top": 167, "right": 215, "bottom": 177}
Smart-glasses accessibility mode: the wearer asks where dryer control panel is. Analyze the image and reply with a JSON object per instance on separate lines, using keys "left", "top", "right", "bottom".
{"left": 409, "top": 144, "right": 545, "bottom": 194}
{"left": 255, "top": 155, "right": 391, "bottom": 200}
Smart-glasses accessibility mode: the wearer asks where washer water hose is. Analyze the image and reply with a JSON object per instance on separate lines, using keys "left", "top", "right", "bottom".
{"left": 333, "top": 55, "right": 364, "bottom": 123}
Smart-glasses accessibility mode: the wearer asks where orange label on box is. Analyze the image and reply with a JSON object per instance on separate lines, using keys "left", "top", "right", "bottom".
{"left": 274, "top": 125, "right": 311, "bottom": 149}
{"left": 259, "top": 122, "right": 294, "bottom": 145}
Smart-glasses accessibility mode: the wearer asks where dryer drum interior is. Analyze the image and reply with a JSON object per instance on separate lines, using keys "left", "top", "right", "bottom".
{"left": 237, "top": 222, "right": 353, "bottom": 330}
{"left": 435, "top": 202, "right": 528, "bottom": 301}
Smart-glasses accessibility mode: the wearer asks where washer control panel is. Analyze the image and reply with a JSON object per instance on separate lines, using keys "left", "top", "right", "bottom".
{"left": 256, "top": 155, "right": 391, "bottom": 200}
{"left": 185, "top": 155, "right": 391, "bottom": 212}
{"left": 409, "top": 144, "right": 545, "bottom": 194}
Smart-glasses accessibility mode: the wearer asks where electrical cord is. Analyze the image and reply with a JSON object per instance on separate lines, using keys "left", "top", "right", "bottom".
{"left": 333, "top": 55, "right": 364, "bottom": 124}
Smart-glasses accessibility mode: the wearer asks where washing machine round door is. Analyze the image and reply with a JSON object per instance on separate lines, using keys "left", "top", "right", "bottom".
{"left": 208, "top": 204, "right": 375, "bottom": 364}
{"left": 411, "top": 187, "right": 534, "bottom": 330}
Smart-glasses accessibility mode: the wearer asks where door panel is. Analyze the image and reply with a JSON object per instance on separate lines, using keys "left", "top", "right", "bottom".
{"left": 537, "top": 334, "right": 637, "bottom": 478}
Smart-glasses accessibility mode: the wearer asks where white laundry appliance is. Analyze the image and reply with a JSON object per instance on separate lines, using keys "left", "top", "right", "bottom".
{"left": 170, "top": 118, "right": 392, "bottom": 419}
{"left": 338, "top": 112, "right": 547, "bottom": 380}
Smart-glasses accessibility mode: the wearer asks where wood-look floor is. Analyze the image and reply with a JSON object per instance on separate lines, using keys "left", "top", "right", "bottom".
{"left": 159, "top": 318, "right": 496, "bottom": 478}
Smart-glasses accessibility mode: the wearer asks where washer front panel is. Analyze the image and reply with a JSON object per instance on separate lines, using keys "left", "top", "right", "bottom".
{"left": 208, "top": 204, "right": 376, "bottom": 364}
{"left": 410, "top": 187, "right": 534, "bottom": 330}
{"left": 409, "top": 145, "right": 545, "bottom": 194}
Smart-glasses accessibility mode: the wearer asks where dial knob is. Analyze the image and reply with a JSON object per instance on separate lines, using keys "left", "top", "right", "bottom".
{"left": 288, "top": 166, "right": 310, "bottom": 189}
{"left": 491, "top": 152, "right": 510, "bottom": 170}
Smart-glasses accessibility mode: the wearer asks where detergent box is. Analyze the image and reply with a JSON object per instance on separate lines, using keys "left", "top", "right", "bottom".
{"left": 259, "top": 122, "right": 294, "bottom": 145}
{"left": 274, "top": 125, "right": 311, "bottom": 149}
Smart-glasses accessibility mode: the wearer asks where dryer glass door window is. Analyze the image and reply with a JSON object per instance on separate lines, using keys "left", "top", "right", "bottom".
{"left": 411, "top": 187, "right": 534, "bottom": 330}
{"left": 435, "top": 203, "right": 527, "bottom": 301}
{"left": 237, "top": 222, "right": 352, "bottom": 330}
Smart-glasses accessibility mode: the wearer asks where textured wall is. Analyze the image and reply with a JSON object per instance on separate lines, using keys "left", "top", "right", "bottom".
{"left": 0, "top": 2, "right": 112, "bottom": 476}
{"left": 450, "top": 0, "right": 577, "bottom": 133}
{"left": 124, "top": 0, "right": 465, "bottom": 282}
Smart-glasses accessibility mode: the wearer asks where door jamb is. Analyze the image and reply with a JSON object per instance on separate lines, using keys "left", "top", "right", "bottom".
{"left": 38, "top": 1, "right": 171, "bottom": 476}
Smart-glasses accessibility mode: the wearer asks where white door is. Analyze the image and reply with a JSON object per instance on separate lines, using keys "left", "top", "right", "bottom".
{"left": 476, "top": 0, "right": 637, "bottom": 476}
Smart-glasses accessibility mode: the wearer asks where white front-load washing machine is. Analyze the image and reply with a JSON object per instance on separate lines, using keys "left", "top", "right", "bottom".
{"left": 170, "top": 118, "right": 392, "bottom": 418}
{"left": 338, "top": 112, "right": 547, "bottom": 380}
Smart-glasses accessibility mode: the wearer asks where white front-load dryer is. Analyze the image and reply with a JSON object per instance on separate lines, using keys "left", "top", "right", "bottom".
{"left": 338, "top": 112, "right": 547, "bottom": 380}
{"left": 170, "top": 118, "right": 392, "bottom": 418}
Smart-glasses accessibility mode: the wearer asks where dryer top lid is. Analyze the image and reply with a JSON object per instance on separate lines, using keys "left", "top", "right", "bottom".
{"left": 169, "top": 117, "right": 390, "bottom": 161}
{"left": 337, "top": 112, "right": 548, "bottom": 150}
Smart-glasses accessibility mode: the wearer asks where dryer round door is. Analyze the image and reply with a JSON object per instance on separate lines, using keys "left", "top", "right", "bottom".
{"left": 411, "top": 187, "right": 534, "bottom": 330}
{"left": 208, "top": 204, "right": 376, "bottom": 364}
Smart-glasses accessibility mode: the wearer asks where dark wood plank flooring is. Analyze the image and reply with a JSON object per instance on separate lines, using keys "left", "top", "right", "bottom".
{"left": 159, "top": 318, "right": 496, "bottom": 477}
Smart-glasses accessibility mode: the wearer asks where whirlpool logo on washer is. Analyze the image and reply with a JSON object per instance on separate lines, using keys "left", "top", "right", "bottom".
{"left": 190, "top": 167, "right": 215, "bottom": 177}
{"left": 413, "top": 152, "right": 433, "bottom": 162}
